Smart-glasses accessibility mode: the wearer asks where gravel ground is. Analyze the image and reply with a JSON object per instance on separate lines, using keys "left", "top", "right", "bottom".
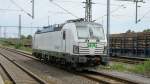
{"left": 2, "top": 48, "right": 150, "bottom": 84}
{"left": 0, "top": 54, "right": 40, "bottom": 84}
{"left": 0, "top": 49, "right": 99, "bottom": 84}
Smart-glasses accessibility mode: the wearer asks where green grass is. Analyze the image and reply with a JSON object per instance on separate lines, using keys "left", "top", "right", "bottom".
{"left": 0, "top": 39, "right": 32, "bottom": 53}
{"left": 110, "top": 63, "right": 126, "bottom": 72}
{"left": 109, "top": 60, "right": 150, "bottom": 76}
{"left": 18, "top": 46, "right": 32, "bottom": 53}
{"left": 4, "top": 80, "right": 13, "bottom": 84}
{"left": 128, "top": 60, "right": 150, "bottom": 75}
{"left": 0, "top": 39, "right": 15, "bottom": 48}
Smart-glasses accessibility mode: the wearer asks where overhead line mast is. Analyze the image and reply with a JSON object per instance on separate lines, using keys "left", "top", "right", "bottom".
{"left": 32, "top": 0, "right": 34, "bottom": 19}
{"left": 84, "top": 0, "right": 93, "bottom": 22}
{"left": 83, "top": 0, "right": 110, "bottom": 56}
{"left": 85, "top": 0, "right": 92, "bottom": 22}
{"left": 117, "top": 0, "right": 144, "bottom": 23}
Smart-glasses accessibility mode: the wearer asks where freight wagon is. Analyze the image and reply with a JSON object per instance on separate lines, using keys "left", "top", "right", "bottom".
{"left": 110, "top": 32, "right": 150, "bottom": 58}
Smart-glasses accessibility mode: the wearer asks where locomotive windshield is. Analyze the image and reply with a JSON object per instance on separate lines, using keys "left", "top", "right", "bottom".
{"left": 76, "top": 23, "right": 105, "bottom": 40}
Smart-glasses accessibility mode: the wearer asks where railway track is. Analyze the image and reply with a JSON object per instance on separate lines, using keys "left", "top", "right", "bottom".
{"left": 6, "top": 48, "right": 148, "bottom": 64}
{"left": 2, "top": 46, "right": 147, "bottom": 64}
{"left": 0, "top": 48, "right": 48, "bottom": 84}
{"left": 6, "top": 46, "right": 149, "bottom": 64}
{"left": 110, "top": 56, "right": 148, "bottom": 64}
{"left": 0, "top": 63, "right": 13, "bottom": 84}
{"left": 79, "top": 70, "right": 142, "bottom": 84}
{"left": 0, "top": 47, "right": 144, "bottom": 84}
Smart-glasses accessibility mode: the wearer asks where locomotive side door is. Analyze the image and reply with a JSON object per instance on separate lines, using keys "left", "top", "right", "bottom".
{"left": 62, "top": 30, "right": 66, "bottom": 52}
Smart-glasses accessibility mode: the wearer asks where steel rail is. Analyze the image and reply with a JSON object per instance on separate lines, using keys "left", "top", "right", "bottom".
{"left": 0, "top": 49, "right": 48, "bottom": 84}
{"left": 110, "top": 56, "right": 148, "bottom": 64}
{"left": 111, "top": 55, "right": 147, "bottom": 61}
{"left": 84, "top": 71, "right": 141, "bottom": 84}
{"left": 0, "top": 63, "right": 15, "bottom": 84}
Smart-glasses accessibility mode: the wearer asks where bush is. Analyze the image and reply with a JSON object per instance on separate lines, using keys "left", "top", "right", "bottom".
{"left": 15, "top": 43, "right": 23, "bottom": 49}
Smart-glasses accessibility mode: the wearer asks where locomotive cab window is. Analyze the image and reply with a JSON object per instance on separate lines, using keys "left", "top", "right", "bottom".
{"left": 63, "top": 31, "right": 66, "bottom": 40}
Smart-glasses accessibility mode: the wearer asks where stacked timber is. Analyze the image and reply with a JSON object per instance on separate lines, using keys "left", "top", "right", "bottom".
{"left": 110, "top": 32, "right": 150, "bottom": 57}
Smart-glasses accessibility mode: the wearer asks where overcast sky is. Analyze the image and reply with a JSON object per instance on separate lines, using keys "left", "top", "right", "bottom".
{"left": 0, "top": 0, "right": 150, "bottom": 37}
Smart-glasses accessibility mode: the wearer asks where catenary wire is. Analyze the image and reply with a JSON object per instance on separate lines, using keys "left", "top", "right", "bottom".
{"left": 49, "top": 0, "right": 80, "bottom": 18}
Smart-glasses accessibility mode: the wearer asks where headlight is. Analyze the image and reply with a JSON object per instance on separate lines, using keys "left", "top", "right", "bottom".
{"left": 73, "top": 45, "right": 79, "bottom": 54}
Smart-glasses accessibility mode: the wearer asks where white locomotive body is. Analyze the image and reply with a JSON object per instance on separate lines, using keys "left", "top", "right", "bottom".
{"left": 32, "top": 20, "right": 108, "bottom": 69}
